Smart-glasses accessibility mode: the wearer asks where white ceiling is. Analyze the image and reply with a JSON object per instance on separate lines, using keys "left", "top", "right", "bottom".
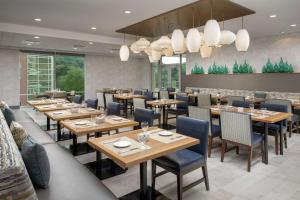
{"left": 0, "top": 0, "right": 299, "bottom": 55}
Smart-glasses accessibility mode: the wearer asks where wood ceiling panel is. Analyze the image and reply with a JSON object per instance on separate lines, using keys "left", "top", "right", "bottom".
{"left": 116, "top": 0, "right": 255, "bottom": 37}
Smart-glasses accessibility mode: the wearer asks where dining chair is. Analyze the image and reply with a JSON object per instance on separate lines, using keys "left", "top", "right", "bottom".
{"left": 152, "top": 116, "right": 210, "bottom": 200}
{"left": 104, "top": 93, "right": 114, "bottom": 109}
{"left": 166, "top": 94, "right": 189, "bottom": 125}
{"left": 106, "top": 102, "right": 121, "bottom": 116}
{"left": 85, "top": 99, "right": 98, "bottom": 109}
{"left": 220, "top": 111, "right": 263, "bottom": 172}
{"left": 188, "top": 106, "right": 221, "bottom": 157}
{"left": 167, "top": 87, "right": 176, "bottom": 99}
{"left": 197, "top": 94, "right": 212, "bottom": 107}
{"left": 73, "top": 95, "right": 83, "bottom": 104}
{"left": 232, "top": 100, "right": 250, "bottom": 108}
{"left": 227, "top": 96, "right": 245, "bottom": 106}
{"left": 159, "top": 90, "right": 169, "bottom": 99}
{"left": 96, "top": 92, "right": 105, "bottom": 110}
{"left": 265, "top": 99, "right": 298, "bottom": 137}
{"left": 134, "top": 98, "right": 161, "bottom": 126}
{"left": 133, "top": 90, "right": 143, "bottom": 95}
{"left": 143, "top": 91, "right": 154, "bottom": 101}
{"left": 133, "top": 108, "right": 154, "bottom": 127}
{"left": 254, "top": 91, "right": 267, "bottom": 99}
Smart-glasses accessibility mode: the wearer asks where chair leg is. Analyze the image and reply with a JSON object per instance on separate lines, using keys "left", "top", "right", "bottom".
{"left": 236, "top": 146, "right": 240, "bottom": 155}
{"left": 221, "top": 140, "right": 225, "bottom": 162}
{"left": 247, "top": 147, "right": 253, "bottom": 172}
{"left": 87, "top": 134, "right": 90, "bottom": 140}
{"left": 275, "top": 134, "right": 279, "bottom": 155}
{"left": 261, "top": 140, "right": 264, "bottom": 161}
{"left": 158, "top": 117, "right": 161, "bottom": 127}
{"left": 177, "top": 174, "right": 183, "bottom": 200}
{"left": 289, "top": 123, "right": 292, "bottom": 138}
{"left": 202, "top": 164, "right": 210, "bottom": 191}
{"left": 151, "top": 161, "right": 156, "bottom": 191}
{"left": 284, "top": 133, "right": 287, "bottom": 148}
{"left": 208, "top": 136, "right": 213, "bottom": 158}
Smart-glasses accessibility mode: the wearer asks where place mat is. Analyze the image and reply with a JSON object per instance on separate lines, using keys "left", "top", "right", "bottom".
{"left": 149, "top": 130, "right": 187, "bottom": 144}
{"left": 104, "top": 116, "right": 131, "bottom": 124}
{"left": 101, "top": 136, "right": 151, "bottom": 157}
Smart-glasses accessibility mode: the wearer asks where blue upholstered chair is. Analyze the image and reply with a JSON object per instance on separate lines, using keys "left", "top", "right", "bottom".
{"left": 152, "top": 116, "right": 210, "bottom": 200}
{"left": 106, "top": 102, "right": 121, "bottom": 116}
{"left": 254, "top": 91, "right": 267, "bottom": 99}
{"left": 2, "top": 107, "right": 16, "bottom": 127}
{"left": 253, "top": 103, "right": 288, "bottom": 154}
{"left": 166, "top": 95, "right": 189, "bottom": 125}
{"left": 133, "top": 90, "right": 143, "bottom": 95}
{"left": 188, "top": 106, "right": 221, "bottom": 157}
{"left": 232, "top": 100, "right": 250, "bottom": 108}
{"left": 133, "top": 108, "right": 154, "bottom": 127}
{"left": 227, "top": 96, "right": 245, "bottom": 106}
{"left": 167, "top": 87, "right": 176, "bottom": 99}
{"left": 143, "top": 91, "right": 154, "bottom": 101}
{"left": 220, "top": 111, "right": 263, "bottom": 172}
{"left": 85, "top": 99, "right": 98, "bottom": 109}
{"left": 73, "top": 95, "right": 83, "bottom": 104}
{"left": 133, "top": 99, "right": 161, "bottom": 126}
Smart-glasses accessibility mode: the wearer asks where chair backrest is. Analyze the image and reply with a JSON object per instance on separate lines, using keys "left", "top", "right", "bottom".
{"left": 261, "top": 102, "right": 288, "bottom": 126}
{"left": 176, "top": 116, "right": 209, "bottom": 159}
{"left": 265, "top": 99, "right": 292, "bottom": 113}
{"left": 232, "top": 100, "right": 250, "bottom": 108}
{"left": 167, "top": 87, "right": 175, "bottom": 92}
{"left": 221, "top": 111, "right": 253, "bottom": 146}
{"left": 143, "top": 91, "right": 153, "bottom": 101}
{"left": 73, "top": 95, "right": 83, "bottom": 104}
{"left": 197, "top": 93, "right": 211, "bottom": 107}
{"left": 133, "top": 98, "right": 146, "bottom": 110}
{"left": 106, "top": 102, "right": 121, "bottom": 116}
{"left": 134, "top": 108, "right": 154, "bottom": 127}
{"left": 176, "top": 94, "right": 189, "bottom": 109}
{"left": 160, "top": 90, "right": 169, "bottom": 99}
{"left": 96, "top": 92, "right": 105, "bottom": 108}
{"left": 104, "top": 93, "right": 114, "bottom": 108}
{"left": 254, "top": 91, "right": 267, "bottom": 99}
{"left": 133, "top": 90, "right": 143, "bottom": 95}
{"left": 227, "top": 96, "right": 245, "bottom": 106}
{"left": 188, "top": 106, "right": 212, "bottom": 136}
{"left": 191, "top": 88, "right": 200, "bottom": 93}
{"left": 85, "top": 99, "right": 98, "bottom": 109}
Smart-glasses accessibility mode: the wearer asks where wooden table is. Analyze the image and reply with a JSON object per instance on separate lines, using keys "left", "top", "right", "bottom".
{"left": 44, "top": 108, "right": 103, "bottom": 141}
{"left": 147, "top": 99, "right": 184, "bottom": 128}
{"left": 88, "top": 127, "right": 199, "bottom": 199}
{"left": 114, "top": 94, "right": 146, "bottom": 118}
{"left": 61, "top": 116, "right": 139, "bottom": 156}
{"left": 209, "top": 105, "right": 291, "bottom": 164}
{"left": 27, "top": 98, "right": 68, "bottom": 106}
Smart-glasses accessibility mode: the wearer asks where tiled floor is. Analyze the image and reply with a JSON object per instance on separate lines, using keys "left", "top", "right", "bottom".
{"left": 22, "top": 107, "right": 300, "bottom": 200}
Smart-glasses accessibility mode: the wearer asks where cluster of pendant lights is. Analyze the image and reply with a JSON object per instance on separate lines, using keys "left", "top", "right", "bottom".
{"left": 119, "top": 17, "right": 250, "bottom": 62}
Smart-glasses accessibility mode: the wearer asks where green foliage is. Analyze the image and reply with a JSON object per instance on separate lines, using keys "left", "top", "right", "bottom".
{"left": 262, "top": 57, "right": 294, "bottom": 73}
{"left": 191, "top": 64, "right": 205, "bottom": 74}
{"left": 208, "top": 62, "right": 229, "bottom": 74}
{"left": 233, "top": 60, "right": 254, "bottom": 74}
{"left": 233, "top": 61, "right": 239, "bottom": 73}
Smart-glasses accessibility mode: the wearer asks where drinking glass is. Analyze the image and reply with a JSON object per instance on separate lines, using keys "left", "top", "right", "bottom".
{"left": 261, "top": 107, "right": 267, "bottom": 116}
{"left": 81, "top": 102, "right": 87, "bottom": 108}
{"left": 249, "top": 103, "right": 255, "bottom": 112}
{"left": 90, "top": 114, "right": 96, "bottom": 126}
{"left": 138, "top": 121, "right": 149, "bottom": 149}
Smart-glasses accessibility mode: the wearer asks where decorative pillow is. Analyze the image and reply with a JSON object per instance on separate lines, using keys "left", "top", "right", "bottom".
{"left": 3, "top": 107, "right": 16, "bottom": 127}
{"left": 21, "top": 136, "right": 50, "bottom": 189}
{"left": 10, "top": 121, "right": 28, "bottom": 149}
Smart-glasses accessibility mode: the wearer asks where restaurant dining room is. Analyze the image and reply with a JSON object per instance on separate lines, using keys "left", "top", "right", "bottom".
{"left": 1, "top": 0, "right": 300, "bottom": 200}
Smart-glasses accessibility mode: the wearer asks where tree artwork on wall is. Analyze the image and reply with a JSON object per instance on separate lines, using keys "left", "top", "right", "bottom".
{"left": 191, "top": 64, "right": 205, "bottom": 74}
{"left": 262, "top": 57, "right": 294, "bottom": 73}
{"left": 232, "top": 60, "right": 254, "bottom": 74}
{"left": 208, "top": 62, "right": 229, "bottom": 74}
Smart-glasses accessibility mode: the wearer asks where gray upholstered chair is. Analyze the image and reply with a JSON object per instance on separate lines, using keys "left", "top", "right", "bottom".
{"left": 227, "top": 96, "right": 245, "bottom": 106}
{"left": 220, "top": 111, "right": 263, "bottom": 172}
{"left": 96, "top": 92, "right": 105, "bottom": 110}
{"left": 104, "top": 93, "right": 114, "bottom": 109}
{"left": 159, "top": 90, "right": 169, "bottom": 99}
{"left": 188, "top": 106, "right": 221, "bottom": 157}
{"left": 197, "top": 94, "right": 212, "bottom": 107}
{"left": 254, "top": 91, "right": 267, "bottom": 99}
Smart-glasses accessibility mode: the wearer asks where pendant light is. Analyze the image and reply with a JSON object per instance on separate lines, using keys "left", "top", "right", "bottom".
{"left": 186, "top": 13, "right": 201, "bottom": 53}
{"left": 204, "top": 0, "right": 220, "bottom": 47}
{"left": 119, "top": 34, "right": 129, "bottom": 61}
{"left": 130, "top": 42, "right": 140, "bottom": 53}
{"left": 150, "top": 40, "right": 162, "bottom": 51}
{"left": 157, "top": 36, "right": 171, "bottom": 49}
{"left": 235, "top": 17, "right": 250, "bottom": 51}
{"left": 151, "top": 49, "right": 162, "bottom": 61}
{"left": 219, "top": 19, "right": 236, "bottom": 45}
{"left": 200, "top": 43, "right": 212, "bottom": 58}
{"left": 135, "top": 38, "right": 150, "bottom": 51}
{"left": 163, "top": 46, "right": 174, "bottom": 57}
{"left": 171, "top": 29, "right": 185, "bottom": 54}
{"left": 144, "top": 46, "right": 152, "bottom": 56}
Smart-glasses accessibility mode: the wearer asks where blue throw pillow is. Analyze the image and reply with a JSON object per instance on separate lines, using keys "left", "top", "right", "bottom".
{"left": 3, "top": 107, "right": 16, "bottom": 127}
{"left": 21, "top": 136, "right": 50, "bottom": 188}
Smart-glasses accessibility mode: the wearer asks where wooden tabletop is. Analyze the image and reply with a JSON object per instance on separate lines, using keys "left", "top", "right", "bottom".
{"left": 209, "top": 105, "right": 292, "bottom": 123}
{"left": 147, "top": 99, "right": 184, "bottom": 107}
{"left": 44, "top": 108, "right": 103, "bottom": 121}
{"left": 245, "top": 97, "right": 266, "bottom": 104}
{"left": 60, "top": 116, "right": 139, "bottom": 136}
{"left": 114, "top": 94, "right": 146, "bottom": 100}
{"left": 27, "top": 99, "right": 68, "bottom": 106}
{"left": 34, "top": 103, "right": 81, "bottom": 112}
{"left": 88, "top": 127, "right": 199, "bottom": 169}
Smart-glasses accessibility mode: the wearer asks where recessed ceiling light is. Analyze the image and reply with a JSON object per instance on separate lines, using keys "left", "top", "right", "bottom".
{"left": 269, "top": 14, "right": 277, "bottom": 18}
{"left": 290, "top": 24, "right": 297, "bottom": 27}
{"left": 89, "top": 42, "right": 94, "bottom": 45}
{"left": 91, "top": 27, "right": 97, "bottom": 30}
{"left": 73, "top": 47, "right": 78, "bottom": 50}
{"left": 27, "top": 43, "right": 33, "bottom": 46}
{"left": 34, "top": 18, "right": 42, "bottom": 22}
{"left": 124, "top": 10, "right": 132, "bottom": 14}
{"left": 34, "top": 36, "right": 40, "bottom": 39}
{"left": 281, "top": 31, "right": 285, "bottom": 34}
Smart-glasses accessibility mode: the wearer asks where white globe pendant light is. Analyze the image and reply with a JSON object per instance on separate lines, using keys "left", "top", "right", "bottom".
{"left": 135, "top": 38, "right": 150, "bottom": 51}
{"left": 235, "top": 29, "right": 250, "bottom": 51}
{"left": 204, "top": 19, "right": 221, "bottom": 47}
{"left": 171, "top": 29, "right": 185, "bottom": 54}
{"left": 200, "top": 43, "right": 212, "bottom": 58}
{"left": 119, "top": 45, "right": 129, "bottom": 61}
{"left": 186, "top": 28, "right": 201, "bottom": 53}
{"left": 151, "top": 49, "right": 162, "bottom": 61}
{"left": 162, "top": 46, "right": 174, "bottom": 57}
{"left": 130, "top": 42, "right": 141, "bottom": 53}
{"left": 219, "top": 30, "right": 236, "bottom": 45}
{"left": 157, "top": 36, "right": 171, "bottom": 49}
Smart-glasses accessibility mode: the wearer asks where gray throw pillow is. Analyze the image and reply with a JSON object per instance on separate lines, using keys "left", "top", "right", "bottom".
{"left": 3, "top": 107, "right": 16, "bottom": 127}
{"left": 21, "top": 136, "right": 50, "bottom": 188}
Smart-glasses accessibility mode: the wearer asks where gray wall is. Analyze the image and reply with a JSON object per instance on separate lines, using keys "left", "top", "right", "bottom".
{"left": 186, "top": 32, "right": 300, "bottom": 74}
{"left": 84, "top": 55, "right": 151, "bottom": 99}
{"left": 0, "top": 48, "right": 20, "bottom": 106}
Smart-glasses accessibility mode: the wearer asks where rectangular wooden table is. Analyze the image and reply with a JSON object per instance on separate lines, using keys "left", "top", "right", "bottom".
{"left": 61, "top": 116, "right": 139, "bottom": 156}
{"left": 88, "top": 127, "right": 199, "bottom": 200}
{"left": 27, "top": 98, "right": 68, "bottom": 106}
{"left": 44, "top": 108, "right": 103, "bottom": 141}
{"left": 209, "top": 105, "right": 291, "bottom": 164}
{"left": 114, "top": 94, "right": 146, "bottom": 118}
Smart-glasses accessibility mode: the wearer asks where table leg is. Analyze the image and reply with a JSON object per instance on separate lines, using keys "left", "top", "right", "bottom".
{"left": 264, "top": 123, "right": 269, "bottom": 164}
{"left": 125, "top": 99, "right": 128, "bottom": 118}
{"left": 57, "top": 121, "right": 61, "bottom": 141}
{"left": 72, "top": 134, "right": 78, "bottom": 156}
{"left": 96, "top": 151, "right": 102, "bottom": 178}
{"left": 279, "top": 120, "right": 283, "bottom": 155}
{"left": 140, "top": 162, "right": 148, "bottom": 199}
{"left": 162, "top": 106, "right": 166, "bottom": 128}
{"left": 46, "top": 117, "right": 50, "bottom": 131}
